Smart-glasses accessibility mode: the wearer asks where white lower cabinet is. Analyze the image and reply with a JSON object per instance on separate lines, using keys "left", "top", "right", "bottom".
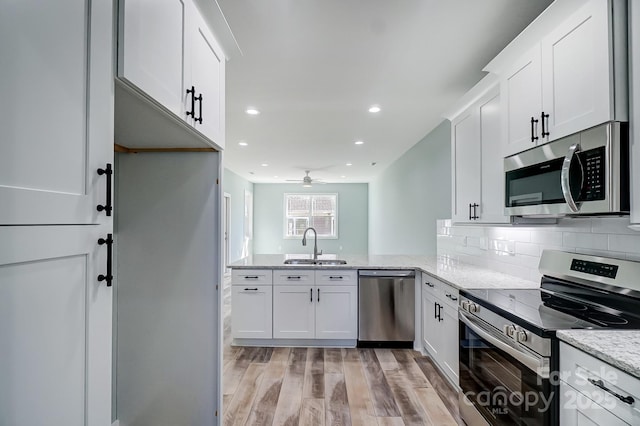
{"left": 273, "top": 282, "right": 357, "bottom": 340}
{"left": 421, "top": 275, "right": 459, "bottom": 386}
{"left": 560, "top": 342, "right": 640, "bottom": 425}
{"left": 231, "top": 286, "right": 273, "bottom": 339}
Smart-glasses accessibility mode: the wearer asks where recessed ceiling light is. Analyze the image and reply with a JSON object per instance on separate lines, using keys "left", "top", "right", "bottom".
{"left": 346, "top": 163, "right": 352, "bottom": 166}
{"left": 273, "top": 175, "right": 278, "bottom": 178}
{"left": 261, "top": 163, "right": 269, "bottom": 167}
{"left": 368, "top": 105, "right": 381, "bottom": 113}
{"left": 341, "top": 175, "right": 346, "bottom": 178}
{"left": 238, "top": 141, "right": 248, "bottom": 146}
{"left": 354, "top": 140, "right": 364, "bottom": 145}
{"left": 246, "top": 108, "right": 260, "bottom": 115}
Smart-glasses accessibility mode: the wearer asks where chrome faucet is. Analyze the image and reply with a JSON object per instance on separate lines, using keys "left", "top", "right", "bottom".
{"left": 302, "top": 227, "right": 322, "bottom": 261}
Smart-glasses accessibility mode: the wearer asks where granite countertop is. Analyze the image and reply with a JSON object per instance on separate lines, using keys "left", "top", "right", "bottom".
{"left": 557, "top": 330, "right": 640, "bottom": 380}
{"left": 229, "top": 254, "right": 540, "bottom": 291}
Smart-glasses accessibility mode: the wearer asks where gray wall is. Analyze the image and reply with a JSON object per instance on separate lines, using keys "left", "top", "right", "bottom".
{"left": 253, "top": 183, "right": 368, "bottom": 255}
{"left": 369, "top": 120, "right": 452, "bottom": 254}
{"left": 223, "top": 168, "right": 254, "bottom": 262}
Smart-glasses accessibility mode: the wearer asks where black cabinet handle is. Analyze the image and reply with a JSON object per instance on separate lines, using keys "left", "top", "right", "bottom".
{"left": 310, "top": 288, "right": 313, "bottom": 302}
{"left": 329, "top": 276, "right": 343, "bottom": 280}
{"left": 468, "top": 203, "right": 472, "bottom": 221}
{"left": 541, "top": 112, "right": 549, "bottom": 138}
{"left": 446, "top": 293, "right": 458, "bottom": 301}
{"left": 287, "top": 276, "right": 301, "bottom": 280}
{"left": 588, "top": 378, "right": 635, "bottom": 405}
{"left": 97, "top": 233, "right": 113, "bottom": 287}
{"left": 434, "top": 302, "right": 438, "bottom": 319}
{"left": 426, "top": 282, "right": 435, "bottom": 288}
{"left": 317, "top": 288, "right": 320, "bottom": 302}
{"left": 244, "top": 276, "right": 259, "bottom": 279}
{"left": 471, "top": 203, "right": 479, "bottom": 220}
{"left": 186, "top": 86, "right": 196, "bottom": 120}
{"left": 438, "top": 304, "right": 444, "bottom": 322}
{"left": 195, "top": 93, "right": 203, "bottom": 124}
{"left": 244, "top": 288, "right": 258, "bottom": 291}
{"left": 530, "top": 117, "right": 539, "bottom": 142}
{"left": 96, "top": 164, "right": 112, "bottom": 216}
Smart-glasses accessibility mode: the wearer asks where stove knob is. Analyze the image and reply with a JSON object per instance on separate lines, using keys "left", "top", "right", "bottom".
{"left": 469, "top": 303, "right": 479, "bottom": 314}
{"left": 517, "top": 330, "right": 528, "bottom": 343}
{"left": 461, "top": 301, "right": 469, "bottom": 311}
{"left": 505, "top": 325, "right": 516, "bottom": 338}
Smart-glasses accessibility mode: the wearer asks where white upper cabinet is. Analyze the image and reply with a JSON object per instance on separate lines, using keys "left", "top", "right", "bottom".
{"left": 452, "top": 85, "right": 510, "bottom": 224}
{"left": 628, "top": 0, "right": 640, "bottom": 230}
{"left": 501, "top": 46, "right": 544, "bottom": 157}
{"left": 541, "top": 0, "right": 617, "bottom": 142}
{"left": 186, "top": 9, "right": 226, "bottom": 147}
{"left": 500, "top": 0, "right": 627, "bottom": 158}
{"left": 117, "top": 0, "right": 226, "bottom": 150}
{"left": 0, "top": 0, "right": 113, "bottom": 225}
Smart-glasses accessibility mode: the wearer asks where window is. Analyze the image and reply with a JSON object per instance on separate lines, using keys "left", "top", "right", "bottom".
{"left": 284, "top": 193, "right": 338, "bottom": 238}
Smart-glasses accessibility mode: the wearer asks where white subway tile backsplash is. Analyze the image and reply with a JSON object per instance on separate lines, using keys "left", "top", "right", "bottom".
{"left": 437, "top": 217, "right": 640, "bottom": 280}
{"left": 562, "top": 232, "right": 608, "bottom": 250}
{"left": 530, "top": 231, "right": 563, "bottom": 246}
{"left": 515, "top": 242, "right": 541, "bottom": 257}
{"left": 608, "top": 234, "right": 640, "bottom": 255}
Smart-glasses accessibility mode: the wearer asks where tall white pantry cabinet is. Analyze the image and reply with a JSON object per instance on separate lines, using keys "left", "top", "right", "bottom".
{"left": 0, "top": 1, "right": 114, "bottom": 425}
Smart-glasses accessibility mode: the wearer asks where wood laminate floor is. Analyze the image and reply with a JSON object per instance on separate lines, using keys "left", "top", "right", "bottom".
{"left": 222, "top": 278, "right": 462, "bottom": 426}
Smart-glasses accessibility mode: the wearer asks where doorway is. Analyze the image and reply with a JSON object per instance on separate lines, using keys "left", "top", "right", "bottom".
{"left": 223, "top": 192, "right": 231, "bottom": 277}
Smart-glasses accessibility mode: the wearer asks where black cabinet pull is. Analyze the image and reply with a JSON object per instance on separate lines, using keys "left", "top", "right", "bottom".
{"left": 438, "top": 303, "right": 443, "bottom": 322}
{"left": 541, "top": 111, "right": 550, "bottom": 138}
{"left": 434, "top": 302, "right": 438, "bottom": 319}
{"left": 97, "top": 233, "right": 113, "bottom": 287}
{"left": 426, "top": 282, "right": 435, "bottom": 288}
{"left": 446, "top": 293, "right": 458, "bottom": 301}
{"left": 310, "top": 288, "right": 313, "bottom": 302}
{"left": 588, "top": 378, "right": 635, "bottom": 405}
{"left": 287, "top": 276, "right": 301, "bottom": 280}
{"left": 317, "top": 288, "right": 320, "bottom": 302}
{"left": 186, "top": 86, "right": 196, "bottom": 120}
{"left": 195, "top": 93, "right": 203, "bottom": 124}
{"left": 244, "top": 276, "right": 259, "bottom": 279}
{"left": 471, "top": 203, "right": 479, "bottom": 220}
{"left": 329, "top": 276, "right": 343, "bottom": 280}
{"left": 530, "top": 117, "right": 539, "bottom": 142}
{"left": 244, "top": 288, "right": 258, "bottom": 291}
{"left": 96, "top": 164, "right": 112, "bottom": 216}
{"left": 468, "top": 203, "right": 472, "bottom": 220}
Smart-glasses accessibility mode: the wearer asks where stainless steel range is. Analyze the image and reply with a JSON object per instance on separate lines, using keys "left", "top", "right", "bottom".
{"left": 458, "top": 250, "right": 640, "bottom": 426}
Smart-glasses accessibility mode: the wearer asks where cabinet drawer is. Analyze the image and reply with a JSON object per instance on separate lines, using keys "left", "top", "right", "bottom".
{"left": 315, "top": 270, "right": 357, "bottom": 286}
{"left": 560, "top": 342, "right": 640, "bottom": 424}
{"left": 273, "top": 269, "right": 315, "bottom": 285}
{"left": 231, "top": 269, "right": 273, "bottom": 286}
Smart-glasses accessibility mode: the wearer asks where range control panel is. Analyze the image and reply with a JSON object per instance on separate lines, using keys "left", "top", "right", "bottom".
{"left": 570, "top": 259, "right": 618, "bottom": 279}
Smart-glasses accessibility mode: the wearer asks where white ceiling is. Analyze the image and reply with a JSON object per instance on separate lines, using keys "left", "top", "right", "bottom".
{"left": 218, "top": 0, "right": 553, "bottom": 184}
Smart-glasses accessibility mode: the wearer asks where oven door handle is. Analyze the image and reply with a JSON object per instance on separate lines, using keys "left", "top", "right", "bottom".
{"left": 561, "top": 143, "right": 582, "bottom": 213}
{"left": 459, "top": 311, "right": 549, "bottom": 378}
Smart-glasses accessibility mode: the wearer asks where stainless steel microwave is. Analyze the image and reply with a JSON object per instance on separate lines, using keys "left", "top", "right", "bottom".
{"left": 504, "top": 122, "right": 629, "bottom": 217}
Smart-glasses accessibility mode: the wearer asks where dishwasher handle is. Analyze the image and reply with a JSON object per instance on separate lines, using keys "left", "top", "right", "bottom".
{"left": 358, "top": 270, "right": 415, "bottom": 278}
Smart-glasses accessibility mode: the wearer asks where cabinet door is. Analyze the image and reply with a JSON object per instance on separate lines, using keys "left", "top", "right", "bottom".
{"left": 541, "top": 0, "right": 611, "bottom": 142}
{"left": 440, "top": 303, "right": 459, "bottom": 385}
{"left": 231, "top": 286, "right": 273, "bottom": 339}
{"left": 451, "top": 109, "right": 481, "bottom": 223}
{"left": 421, "top": 288, "right": 441, "bottom": 359}
{"left": 119, "top": 0, "right": 186, "bottom": 118}
{"left": 0, "top": 226, "right": 112, "bottom": 426}
{"left": 501, "top": 46, "right": 543, "bottom": 157}
{"left": 187, "top": 8, "right": 226, "bottom": 149}
{"left": 479, "top": 92, "right": 510, "bottom": 223}
{"left": 273, "top": 285, "right": 315, "bottom": 339}
{"left": 560, "top": 382, "right": 628, "bottom": 426}
{"left": 0, "top": 0, "right": 113, "bottom": 225}
{"left": 315, "top": 285, "right": 357, "bottom": 339}
{"left": 631, "top": 0, "right": 640, "bottom": 228}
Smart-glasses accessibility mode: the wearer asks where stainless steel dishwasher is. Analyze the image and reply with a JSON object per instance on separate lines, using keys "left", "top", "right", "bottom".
{"left": 358, "top": 270, "right": 415, "bottom": 348}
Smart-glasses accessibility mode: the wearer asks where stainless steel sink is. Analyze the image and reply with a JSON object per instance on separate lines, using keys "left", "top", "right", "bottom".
{"left": 315, "top": 259, "right": 347, "bottom": 265}
{"left": 283, "top": 258, "right": 316, "bottom": 265}
{"left": 283, "top": 259, "right": 347, "bottom": 265}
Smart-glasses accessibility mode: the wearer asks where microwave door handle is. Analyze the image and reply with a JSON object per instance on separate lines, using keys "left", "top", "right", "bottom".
{"left": 459, "top": 311, "right": 549, "bottom": 378}
{"left": 561, "top": 143, "right": 581, "bottom": 213}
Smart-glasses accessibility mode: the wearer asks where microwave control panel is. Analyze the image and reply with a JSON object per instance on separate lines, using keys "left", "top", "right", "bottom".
{"left": 581, "top": 147, "right": 606, "bottom": 201}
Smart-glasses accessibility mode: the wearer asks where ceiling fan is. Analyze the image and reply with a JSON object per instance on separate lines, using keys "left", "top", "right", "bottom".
{"left": 286, "top": 170, "right": 326, "bottom": 187}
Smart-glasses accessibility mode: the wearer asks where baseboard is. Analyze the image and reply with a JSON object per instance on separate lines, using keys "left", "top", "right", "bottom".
{"left": 232, "top": 338, "right": 357, "bottom": 348}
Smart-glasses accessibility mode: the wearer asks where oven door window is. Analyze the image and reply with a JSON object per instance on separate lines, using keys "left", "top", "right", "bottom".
{"left": 459, "top": 321, "right": 551, "bottom": 426}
